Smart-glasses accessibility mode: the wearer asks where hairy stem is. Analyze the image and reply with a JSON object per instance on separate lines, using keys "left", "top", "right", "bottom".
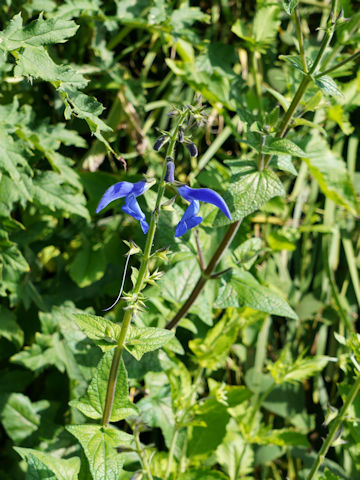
{"left": 101, "top": 112, "right": 187, "bottom": 426}
{"left": 134, "top": 427, "right": 154, "bottom": 480}
{"left": 295, "top": 6, "right": 308, "bottom": 73}
{"left": 306, "top": 372, "right": 360, "bottom": 480}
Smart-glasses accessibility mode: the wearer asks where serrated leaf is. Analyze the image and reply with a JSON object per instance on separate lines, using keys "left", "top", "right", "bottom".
{"left": 215, "top": 269, "right": 298, "bottom": 319}
{"left": 72, "top": 350, "right": 137, "bottom": 421}
{"left": 279, "top": 54, "right": 307, "bottom": 73}
{"left": 0, "top": 305, "right": 24, "bottom": 348}
{"left": 15, "top": 447, "right": 80, "bottom": 480}
{"left": 315, "top": 75, "right": 343, "bottom": 98}
{"left": 125, "top": 326, "right": 174, "bottom": 360}
{"left": 304, "top": 135, "right": 359, "bottom": 215}
{"left": 60, "top": 87, "right": 113, "bottom": 150}
{"left": 262, "top": 138, "right": 306, "bottom": 157}
{"left": 0, "top": 13, "right": 78, "bottom": 50}
{"left": 0, "top": 393, "right": 41, "bottom": 442}
{"left": 67, "top": 424, "right": 132, "bottom": 480}
{"left": 73, "top": 312, "right": 120, "bottom": 349}
{"left": 215, "top": 162, "right": 285, "bottom": 225}
{"left": 14, "top": 46, "right": 88, "bottom": 88}
{"left": 32, "top": 171, "right": 89, "bottom": 219}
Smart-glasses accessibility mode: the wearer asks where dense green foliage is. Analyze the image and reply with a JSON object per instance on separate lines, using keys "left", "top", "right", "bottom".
{"left": 0, "top": 0, "right": 360, "bottom": 479}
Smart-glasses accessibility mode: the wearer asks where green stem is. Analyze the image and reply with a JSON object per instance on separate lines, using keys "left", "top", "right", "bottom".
{"left": 306, "top": 372, "right": 360, "bottom": 480}
{"left": 316, "top": 50, "right": 360, "bottom": 77}
{"left": 252, "top": 50, "right": 264, "bottom": 119}
{"left": 134, "top": 427, "right": 154, "bottom": 480}
{"left": 295, "top": 6, "right": 308, "bottom": 73}
{"left": 164, "top": 429, "right": 179, "bottom": 480}
{"left": 101, "top": 112, "right": 187, "bottom": 427}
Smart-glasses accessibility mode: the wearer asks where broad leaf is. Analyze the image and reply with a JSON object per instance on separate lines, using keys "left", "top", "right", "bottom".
{"left": 71, "top": 350, "right": 137, "bottom": 421}
{"left": 69, "top": 242, "right": 107, "bottom": 287}
{"left": 215, "top": 269, "right": 298, "bottom": 319}
{"left": 32, "top": 171, "right": 89, "bottom": 219}
{"left": 0, "top": 393, "right": 41, "bottom": 442}
{"left": 315, "top": 75, "right": 343, "bottom": 98}
{"left": 262, "top": 138, "right": 306, "bottom": 157}
{"left": 0, "top": 13, "right": 78, "bottom": 50}
{"left": 67, "top": 424, "right": 132, "bottom": 480}
{"left": 215, "top": 162, "right": 285, "bottom": 225}
{"left": 15, "top": 447, "right": 80, "bottom": 480}
{"left": 125, "top": 326, "right": 174, "bottom": 360}
{"left": 15, "top": 46, "right": 87, "bottom": 88}
{"left": 73, "top": 312, "right": 120, "bottom": 349}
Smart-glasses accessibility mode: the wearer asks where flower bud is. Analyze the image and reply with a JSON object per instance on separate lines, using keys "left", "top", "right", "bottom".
{"left": 164, "top": 159, "right": 175, "bottom": 183}
{"left": 178, "top": 127, "right": 184, "bottom": 143}
{"left": 186, "top": 142, "right": 198, "bottom": 157}
{"left": 153, "top": 135, "right": 167, "bottom": 151}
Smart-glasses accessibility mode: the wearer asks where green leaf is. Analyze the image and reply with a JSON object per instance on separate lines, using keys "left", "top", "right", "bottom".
{"left": 0, "top": 305, "right": 24, "bottom": 348}
{"left": 232, "top": 237, "right": 263, "bottom": 269}
{"left": 15, "top": 447, "right": 80, "bottom": 480}
{"left": 15, "top": 46, "right": 88, "bottom": 88}
{"left": 215, "top": 269, "right": 298, "bottom": 319}
{"left": 269, "top": 155, "right": 298, "bottom": 176}
{"left": 67, "top": 424, "right": 132, "bottom": 480}
{"left": 125, "top": 326, "right": 174, "bottom": 360}
{"left": 283, "top": 0, "right": 299, "bottom": 15}
{"left": 253, "top": 4, "right": 281, "bottom": 47}
{"left": 0, "top": 393, "right": 41, "bottom": 442}
{"left": 69, "top": 241, "right": 107, "bottom": 287}
{"left": 262, "top": 138, "right": 306, "bottom": 157}
{"left": 268, "top": 348, "right": 334, "bottom": 384}
{"left": 73, "top": 312, "right": 120, "bottom": 349}
{"left": 188, "top": 397, "right": 230, "bottom": 456}
{"left": 189, "top": 315, "right": 239, "bottom": 370}
{"left": 304, "top": 135, "right": 359, "bottom": 215}
{"left": 279, "top": 54, "right": 307, "bottom": 73}
{"left": 216, "top": 421, "right": 254, "bottom": 480}
{"left": 327, "top": 104, "right": 354, "bottom": 135}
{"left": 315, "top": 75, "right": 343, "bottom": 98}
{"left": 71, "top": 350, "right": 137, "bottom": 421}
{"left": 215, "top": 162, "right": 285, "bottom": 225}
{"left": 60, "top": 88, "right": 113, "bottom": 151}
{"left": 32, "top": 171, "right": 90, "bottom": 219}
{"left": 0, "top": 131, "right": 33, "bottom": 201}
{"left": 0, "top": 13, "right": 79, "bottom": 50}
{"left": 137, "top": 372, "right": 175, "bottom": 448}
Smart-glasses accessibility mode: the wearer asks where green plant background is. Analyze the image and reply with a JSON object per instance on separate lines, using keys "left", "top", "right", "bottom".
{"left": 0, "top": 0, "right": 359, "bottom": 479}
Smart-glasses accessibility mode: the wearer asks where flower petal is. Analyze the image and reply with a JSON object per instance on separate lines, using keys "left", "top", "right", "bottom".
{"left": 178, "top": 185, "right": 232, "bottom": 220}
{"left": 121, "top": 194, "right": 149, "bottom": 234}
{"left": 175, "top": 200, "right": 203, "bottom": 237}
{"left": 96, "top": 180, "right": 149, "bottom": 213}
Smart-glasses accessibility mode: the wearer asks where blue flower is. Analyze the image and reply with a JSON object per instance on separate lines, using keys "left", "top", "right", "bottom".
{"left": 96, "top": 180, "right": 151, "bottom": 234}
{"left": 175, "top": 185, "right": 232, "bottom": 237}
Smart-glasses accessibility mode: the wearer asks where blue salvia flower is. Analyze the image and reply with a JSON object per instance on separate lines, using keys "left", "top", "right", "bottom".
{"left": 96, "top": 180, "right": 152, "bottom": 233}
{"left": 175, "top": 185, "right": 232, "bottom": 237}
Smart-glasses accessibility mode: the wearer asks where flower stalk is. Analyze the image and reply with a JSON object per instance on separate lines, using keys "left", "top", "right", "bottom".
{"left": 101, "top": 112, "right": 188, "bottom": 427}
